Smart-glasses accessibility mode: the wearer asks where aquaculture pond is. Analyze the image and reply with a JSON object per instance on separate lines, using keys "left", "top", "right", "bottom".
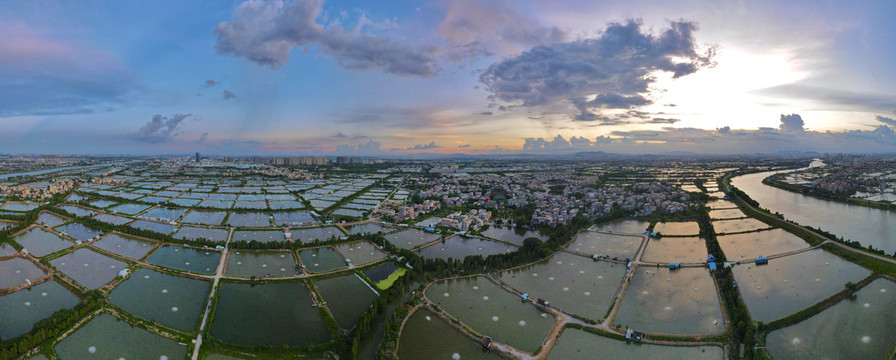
{"left": 174, "top": 226, "right": 229, "bottom": 242}
{"left": 334, "top": 241, "right": 386, "bottom": 265}
{"left": 226, "top": 212, "right": 272, "bottom": 227}
{"left": 346, "top": 222, "right": 394, "bottom": 235}
{"left": 36, "top": 212, "right": 68, "bottom": 227}
{"left": 766, "top": 278, "right": 896, "bottom": 360}
{"left": 426, "top": 276, "right": 556, "bottom": 353}
{"left": 198, "top": 199, "right": 233, "bottom": 209}
{"left": 480, "top": 227, "right": 547, "bottom": 246}
{"left": 128, "top": 219, "right": 177, "bottom": 234}
{"left": 54, "top": 313, "right": 189, "bottom": 360}
{"left": 593, "top": 219, "right": 650, "bottom": 235}
{"left": 315, "top": 274, "right": 379, "bottom": 330}
{"left": 712, "top": 218, "right": 771, "bottom": 234}
{"left": 498, "top": 252, "right": 625, "bottom": 321}
{"left": 732, "top": 249, "right": 871, "bottom": 322}
{"left": 110, "top": 268, "right": 211, "bottom": 331}
{"left": 147, "top": 245, "right": 221, "bottom": 274}
{"left": 0, "top": 280, "right": 80, "bottom": 339}
{"left": 225, "top": 251, "right": 297, "bottom": 278}
{"left": 398, "top": 308, "right": 501, "bottom": 360}
{"left": 641, "top": 237, "right": 708, "bottom": 263}
{"left": 291, "top": 226, "right": 345, "bottom": 243}
{"left": 384, "top": 229, "right": 441, "bottom": 249}
{"left": 108, "top": 203, "right": 151, "bottom": 215}
{"left": 231, "top": 230, "right": 285, "bottom": 243}
{"left": 567, "top": 231, "right": 642, "bottom": 260}
{"left": 141, "top": 206, "right": 188, "bottom": 221}
{"left": 416, "top": 236, "right": 517, "bottom": 260}
{"left": 210, "top": 281, "right": 331, "bottom": 347}
{"left": 614, "top": 267, "right": 724, "bottom": 335}
{"left": 13, "top": 227, "right": 72, "bottom": 257}
{"left": 298, "top": 247, "right": 347, "bottom": 273}
{"left": 707, "top": 200, "right": 738, "bottom": 209}
{"left": 55, "top": 222, "right": 104, "bottom": 242}
{"left": 0, "top": 242, "right": 17, "bottom": 257}
{"left": 272, "top": 211, "right": 317, "bottom": 226}
{"left": 56, "top": 205, "right": 98, "bottom": 217}
{"left": 2, "top": 202, "right": 40, "bottom": 212}
{"left": 545, "top": 327, "right": 724, "bottom": 360}
{"left": 653, "top": 221, "right": 701, "bottom": 236}
{"left": 91, "top": 233, "right": 156, "bottom": 259}
{"left": 88, "top": 199, "right": 117, "bottom": 208}
{"left": 0, "top": 257, "right": 46, "bottom": 289}
{"left": 181, "top": 210, "right": 227, "bottom": 225}
{"left": 92, "top": 213, "right": 132, "bottom": 226}
{"left": 717, "top": 228, "right": 810, "bottom": 261}
{"left": 50, "top": 248, "right": 127, "bottom": 289}
{"left": 362, "top": 262, "right": 400, "bottom": 283}
{"left": 708, "top": 208, "right": 747, "bottom": 220}
{"left": 268, "top": 200, "right": 306, "bottom": 210}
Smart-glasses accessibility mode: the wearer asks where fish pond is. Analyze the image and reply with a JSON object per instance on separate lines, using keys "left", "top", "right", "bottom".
{"left": 50, "top": 248, "right": 127, "bottom": 289}
{"left": 426, "top": 276, "right": 555, "bottom": 353}
{"left": 298, "top": 247, "right": 347, "bottom": 273}
{"left": 732, "top": 249, "right": 871, "bottom": 322}
{"left": 766, "top": 278, "right": 896, "bottom": 360}
{"left": 54, "top": 313, "right": 189, "bottom": 360}
{"left": 315, "top": 274, "right": 379, "bottom": 330}
{"left": 225, "top": 250, "right": 297, "bottom": 278}
{"left": 92, "top": 233, "right": 156, "bottom": 259}
{"left": 110, "top": 268, "right": 211, "bottom": 331}
{"left": 614, "top": 267, "right": 724, "bottom": 335}
{"left": 0, "top": 280, "right": 79, "bottom": 339}
{"left": 210, "top": 281, "right": 331, "bottom": 347}
{"left": 416, "top": 236, "right": 517, "bottom": 260}
{"left": 147, "top": 245, "right": 221, "bottom": 274}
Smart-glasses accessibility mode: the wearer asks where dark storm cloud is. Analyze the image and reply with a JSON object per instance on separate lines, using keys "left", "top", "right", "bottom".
{"left": 333, "top": 132, "right": 348, "bottom": 138}
{"left": 480, "top": 19, "right": 715, "bottom": 121}
{"left": 138, "top": 113, "right": 192, "bottom": 142}
{"left": 458, "top": 144, "right": 471, "bottom": 148}
{"left": 215, "top": 0, "right": 439, "bottom": 77}
{"left": 196, "top": 132, "right": 209, "bottom": 144}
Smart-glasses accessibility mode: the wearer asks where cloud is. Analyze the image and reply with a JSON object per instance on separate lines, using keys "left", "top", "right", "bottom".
{"left": 138, "top": 113, "right": 192, "bottom": 142}
{"left": 0, "top": 21, "right": 134, "bottom": 117}
{"left": 215, "top": 0, "right": 439, "bottom": 77}
{"left": 520, "top": 114, "right": 896, "bottom": 154}
{"left": 203, "top": 79, "right": 217, "bottom": 88}
{"left": 196, "top": 132, "right": 209, "bottom": 144}
{"left": 479, "top": 19, "right": 715, "bottom": 121}
{"left": 457, "top": 144, "right": 471, "bottom": 148}
{"left": 475, "top": 111, "right": 493, "bottom": 116}
{"left": 333, "top": 132, "right": 347, "bottom": 138}
{"left": 407, "top": 141, "right": 439, "bottom": 150}
{"left": 334, "top": 139, "right": 385, "bottom": 155}
{"left": 438, "top": 0, "right": 567, "bottom": 58}
{"left": 647, "top": 117, "right": 680, "bottom": 124}
{"left": 757, "top": 83, "right": 896, "bottom": 113}
{"left": 876, "top": 115, "right": 896, "bottom": 127}
{"left": 779, "top": 113, "right": 805, "bottom": 132}
{"left": 222, "top": 90, "right": 236, "bottom": 100}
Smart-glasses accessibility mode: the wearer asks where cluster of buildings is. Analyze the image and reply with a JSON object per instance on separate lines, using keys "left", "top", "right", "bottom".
{"left": 376, "top": 199, "right": 442, "bottom": 221}
{"left": 440, "top": 209, "right": 491, "bottom": 231}
{"left": 0, "top": 179, "right": 75, "bottom": 201}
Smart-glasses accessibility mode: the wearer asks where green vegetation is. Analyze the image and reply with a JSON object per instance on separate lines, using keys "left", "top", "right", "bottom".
{"left": 375, "top": 267, "right": 407, "bottom": 290}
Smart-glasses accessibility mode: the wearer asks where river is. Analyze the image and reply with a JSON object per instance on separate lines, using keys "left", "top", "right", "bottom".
{"left": 731, "top": 160, "right": 896, "bottom": 254}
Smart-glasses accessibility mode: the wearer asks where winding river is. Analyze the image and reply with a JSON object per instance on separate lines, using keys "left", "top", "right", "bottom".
{"left": 731, "top": 160, "right": 896, "bottom": 254}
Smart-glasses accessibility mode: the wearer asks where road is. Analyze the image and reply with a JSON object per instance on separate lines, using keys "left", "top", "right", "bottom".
{"left": 191, "top": 227, "right": 233, "bottom": 360}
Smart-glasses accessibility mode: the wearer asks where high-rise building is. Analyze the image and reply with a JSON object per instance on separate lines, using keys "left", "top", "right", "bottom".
{"left": 195, "top": 152, "right": 200, "bottom": 162}
{"left": 336, "top": 156, "right": 348, "bottom": 164}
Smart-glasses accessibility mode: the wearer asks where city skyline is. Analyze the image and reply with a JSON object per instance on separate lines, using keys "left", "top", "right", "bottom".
{"left": 2, "top": 0, "right": 896, "bottom": 155}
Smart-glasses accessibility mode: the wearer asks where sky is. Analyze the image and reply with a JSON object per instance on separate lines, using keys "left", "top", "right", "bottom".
{"left": 2, "top": 0, "right": 896, "bottom": 156}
